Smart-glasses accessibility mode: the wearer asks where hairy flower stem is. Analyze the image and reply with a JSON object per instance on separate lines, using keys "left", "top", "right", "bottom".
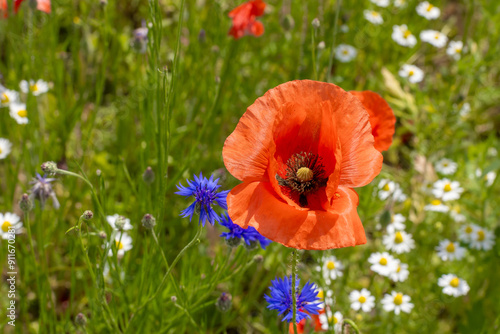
{"left": 342, "top": 318, "right": 361, "bottom": 333}
{"left": 292, "top": 250, "right": 298, "bottom": 334}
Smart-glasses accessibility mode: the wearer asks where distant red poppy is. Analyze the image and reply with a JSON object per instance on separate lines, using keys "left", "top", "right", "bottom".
{"left": 14, "top": 0, "right": 51, "bottom": 14}
{"left": 349, "top": 91, "right": 395, "bottom": 152}
{"left": 0, "top": 0, "right": 7, "bottom": 18}
{"left": 228, "top": 0, "right": 265, "bottom": 39}
{"left": 223, "top": 80, "right": 384, "bottom": 250}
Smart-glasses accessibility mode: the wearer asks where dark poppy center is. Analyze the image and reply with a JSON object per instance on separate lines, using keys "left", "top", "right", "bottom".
{"left": 276, "top": 152, "right": 328, "bottom": 207}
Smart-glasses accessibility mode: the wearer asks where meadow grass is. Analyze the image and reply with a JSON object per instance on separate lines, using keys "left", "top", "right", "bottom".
{"left": 0, "top": 0, "right": 499, "bottom": 333}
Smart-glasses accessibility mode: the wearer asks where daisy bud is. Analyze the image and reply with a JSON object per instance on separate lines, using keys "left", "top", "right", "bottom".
{"left": 98, "top": 231, "right": 107, "bottom": 239}
{"left": 311, "top": 18, "right": 320, "bottom": 29}
{"left": 82, "top": 210, "right": 93, "bottom": 221}
{"left": 75, "top": 313, "right": 87, "bottom": 327}
{"left": 281, "top": 14, "right": 295, "bottom": 31}
{"left": 141, "top": 213, "right": 156, "bottom": 229}
{"left": 115, "top": 216, "right": 127, "bottom": 231}
{"left": 215, "top": 292, "right": 232, "bottom": 312}
{"left": 317, "top": 41, "right": 326, "bottom": 50}
{"left": 253, "top": 254, "right": 263, "bottom": 263}
{"left": 19, "top": 193, "right": 34, "bottom": 212}
{"left": 142, "top": 166, "right": 155, "bottom": 184}
{"left": 41, "top": 161, "right": 58, "bottom": 175}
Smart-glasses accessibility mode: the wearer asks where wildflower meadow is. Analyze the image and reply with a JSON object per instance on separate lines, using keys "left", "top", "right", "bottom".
{"left": 1, "top": 0, "right": 500, "bottom": 333}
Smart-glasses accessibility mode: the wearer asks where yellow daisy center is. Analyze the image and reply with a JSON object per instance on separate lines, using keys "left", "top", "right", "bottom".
{"left": 0, "top": 147, "right": 2, "bottom": 154}
{"left": 383, "top": 184, "right": 390, "bottom": 191}
{"left": 450, "top": 278, "right": 460, "bottom": 288}
{"left": 426, "top": 4, "right": 434, "bottom": 11}
{"left": 393, "top": 293, "right": 403, "bottom": 305}
{"left": 446, "top": 242, "right": 455, "bottom": 253}
{"left": 394, "top": 232, "right": 404, "bottom": 244}
{"left": 434, "top": 33, "right": 440, "bottom": 40}
{"left": 431, "top": 199, "right": 441, "bottom": 206}
{"left": 317, "top": 290, "right": 324, "bottom": 300}
{"left": 2, "top": 221, "right": 12, "bottom": 232}
{"left": 326, "top": 261, "right": 335, "bottom": 270}
{"left": 403, "top": 30, "right": 411, "bottom": 38}
{"left": 408, "top": 70, "right": 415, "bottom": 76}
{"left": 443, "top": 183, "right": 452, "bottom": 192}
{"left": 1, "top": 93, "right": 9, "bottom": 103}
{"left": 379, "top": 257, "right": 388, "bottom": 265}
{"left": 465, "top": 226, "right": 473, "bottom": 234}
{"left": 296, "top": 167, "right": 314, "bottom": 182}
{"left": 455, "top": 47, "right": 461, "bottom": 53}
{"left": 30, "top": 84, "right": 38, "bottom": 92}
{"left": 342, "top": 49, "right": 349, "bottom": 55}
{"left": 333, "top": 316, "right": 338, "bottom": 324}
{"left": 17, "top": 109, "right": 28, "bottom": 118}
{"left": 396, "top": 265, "right": 401, "bottom": 273}
{"left": 477, "top": 230, "right": 485, "bottom": 241}
{"left": 372, "top": 11, "right": 378, "bottom": 17}
{"left": 115, "top": 241, "right": 124, "bottom": 250}
{"left": 443, "top": 162, "right": 449, "bottom": 167}
{"left": 358, "top": 296, "right": 367, "bottom": 303}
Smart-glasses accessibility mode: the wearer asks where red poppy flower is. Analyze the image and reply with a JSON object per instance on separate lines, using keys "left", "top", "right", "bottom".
{"left": 349, "top": 91, "right": 395, "bottom": 152}
{"left": 14, "top": 0, "right": 51, "bottom": 14}
{"left": 223, "top": 80, "right": 384, "bottom": 250}
{"left": 228, "top": 0, "right": 265, "bottom": 39}
{"left": 0, "top": 0, "right": 7, "bottom": 18}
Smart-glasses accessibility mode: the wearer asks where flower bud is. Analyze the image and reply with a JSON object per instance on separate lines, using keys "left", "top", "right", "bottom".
{"left": 215, "top": 292, "right": 232, "bottom": 312}
{"left": 41, "top": 161, "right": 58, "bottom": 175}
{"left": 311, "top": 18, "right": 320, "bottom": 29}
{"left": 98, "top": 231, "right": 107, "bottom": 239}
{"left": 142, "top": 166, "right": 155, "bottom": 184}
{"left": 19, "top": 194, "right": 34, "bottom": 212}
{"left": 224, "top": 237, "right": 241, "bottom": 248}
{"left": 82, "top": 210, "right": 93, "bottom": 221}
{"left": 141, "top": 213, "right": 156, "bottom": 229}
{"left": 281, "top": 14, "right": 295, "bottom": 31}
{"left": 171, "top": 296, "right": 177, "bottom": 302}
{"left": 75, "top": 313, "right": 87, "bottom": 327}
{"left": 253, "top": 254, "right": 264, "bottom": 263}
{"left": 318, "top": 41, "right": 326, "bottom": 50}
{"left": 244, "top": 239, "right": 259, "bottom": 251}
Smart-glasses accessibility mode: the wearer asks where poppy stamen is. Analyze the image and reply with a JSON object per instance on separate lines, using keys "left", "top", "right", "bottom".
{"left": 276, "top": 152, "right": 328, "bottom": 207}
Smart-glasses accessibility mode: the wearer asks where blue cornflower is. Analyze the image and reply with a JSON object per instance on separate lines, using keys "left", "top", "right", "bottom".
{"left": 219, "top": 213, "right": 272, "bottom": 249}
{"left": 29, "top": 173, "right": 60, "bottom": 209}
{"left": 175, "top": 173, "right": 229, "bottom": 226}
{"left": 265, "top": 275, "right": 321, "bottom": 323}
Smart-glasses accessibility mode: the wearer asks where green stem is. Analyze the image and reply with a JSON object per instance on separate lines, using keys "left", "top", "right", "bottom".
{"left": 342, "top": 318, "right": 361, "bottom": 334}
{"left": 291, "top": 250, "right": 298, "bottom": 334}
{"left": 326, "top": 0, "right": 342, "bottom": 83}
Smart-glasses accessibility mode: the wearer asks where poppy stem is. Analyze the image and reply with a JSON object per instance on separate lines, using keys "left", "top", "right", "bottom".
{"left": 291, "top": 250, "right": 298, "bottom": 334}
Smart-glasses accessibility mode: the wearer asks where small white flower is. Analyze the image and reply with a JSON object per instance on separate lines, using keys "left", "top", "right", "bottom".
{"left": 436, "top": 239, "right": 466, "bottom": 261}
{"left": 416, "top": 1, "right": 440, "bottom": 20}
{"left": 475, "top": 168, "right": 496, "bottom": 187}
{"left": 19, "top": 79, "right": 50, "bottom": 96}
{"left": 394, "top": 0, "right": 407, "bottom": 8}
{"left": 378, "top": 179, "right": 396, "bottom": 200}
{"left": 470, "top": 227, "right": 495, "bottom": 251}
{"left": 432, "top": 179, "right": 463, "bottom": 201}
{"left": 364, "top": 10, "right": 383, "bottom": 24}
{"left": 438, "top": 274, "right": 470, "bottom": 297}
{"left": 389, "top": 260, "right": 409, "bottom": 282}
{"left": 420, "top": 30, "right": 448, "bottom": 48}
{"left": 424, "top": 199, "right": 449, "bottom": 212}
{"left": 108, "top": 232, "right": 133, "bottom": 257}
{"left": 349, "top": 288, "right": 375, "bottom": 312}
{"left": 458, "top": 223, "right": 478, "bottom": 243}
{"left": 459, "top": 102, "right": 471, "bottom": 117}
{"left": 450, "top": 207, "right": 466, "bottom": 223}
{"left": 106, "top": 214, "right": 133, "bottom": 231}
{"left": 0, "top": 89, "right": 19, "bottom": 107}
{"left": 319, "top": 309, "right": 343, "bottom": 333}
{"left": 370, "top": 0, "right": 390, "bottom": 7}
{"left": 316, "top": 255, "right": 344, "bottom": 284}
{"left": 368, "top": 252, "right": 399, "bottom": 276}
{"left": 340, "top": 24, "right": 349, "bottom": 33}
{"left": 393, "top": 187, "right": 407, "bottom": 202}
{"left": 0, "top": 212, "right": 23, "bottom": 239}
{"left": 316, "top": 288, "right": 334, "bottom": 309}
{"left": 435, "top": 158, "right": 457, "bottom": 175}
{"left": 383, "top": 230, "right": 415, "bottom": 254}
{"left": 399, "top": 64, "right": 424, "bottom": 83}
{"left": 447, "top": 40, "right": 464, "bottom": 60}
{"left": 487, "top": 147, "right": 497, "bottom": 157}
{"left": 387, "top": 213, "right": 406, "bottom": 233}
{"left": 335, "top": 44, "right": 357, "bottom": 63}
{"left": 392, "top": 25, "right": 417, "bottom": 48}
{"left": 381, "top": 291, "right": 414, "bottom": 315}
{"left": 0, "top": 138, "right": 12, "bottom": 159}
{"left": 9, "top": 102, "right": 29, "bottom": 124}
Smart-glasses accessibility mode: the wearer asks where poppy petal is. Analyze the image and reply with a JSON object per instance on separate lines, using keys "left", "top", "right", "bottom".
{"left": 350, "top": 91, "right": 395, "bottom": 152}
{"left": 227, "top": 181, "right": 366, "bottom": 250}
{"left": 37, "top": 0, "right": 51, "bottom": 13}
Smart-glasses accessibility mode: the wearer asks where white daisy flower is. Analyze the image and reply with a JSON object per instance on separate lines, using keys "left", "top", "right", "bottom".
{"left": 392, "top": 25, "right": 417, "bottom": 48}
{"left": 470, "top": 227, "right": 495, "bottom": 251}
{"left": 368, "top": 252, "right": 399, "bottom": 276}
{"left": 399, "top": 64, "right": 424, "bottom": 83}
{"left": 389, "top": 260, "right": 409, "bottom": 282}
{"left": 0, "top": 89, "right": 19, "bottom": 107}
{"left": 0, "top": 138, "right": 12, "bottom": 159}
{"left": 387, "top": 213, "right": 406, "bottom": 233}
{"left": 335, "top": 44, "right": 357, "bottom": 63}
{"left": 450, "top": 207, "right": 466, "bottom": 223}
{"left": 316, "top": 288, "right": 334, "bottom": 309}
{"left": 424, "top": 199, "right": 449, "bottom": 212}
{"left": 393, "top": 187, "right": 407, "bottom": 202}
{"left": 108, "top": 232, "right": 133, "bottom": 257}
{"left": 0, "top": 212, "right": 23, "bottom": 239}
{"left": 19, "top": 79, "right": 50, "bottom": 96}
{"left": 458, "top": 223, "right": 478, "bottom": 243}
{"left": 349, "top": 289, "right": 375, "bottom": 312}
{"left": 316, "top": 255, "right": 344, "bottom": 284}
{"left": 475, "top": 168, "right": 496, "bottom": 187}
{"left": 370, "top": 0, "right": 390, "bottom": 7}
{"left": 9, "top": 102, "right": 29, "bottom": 124}
{"left": 394, "top": 0, "right": 407, "bottom": 8}
{"left": 420, "top": 30, "right": 448, "bottom": 48}
{"left": 447, "top": 40, "right": 464, "bottom": 60}
{"left": 438, "top": 274, "right": 470, "bottom": 297}
{"left": 319, "top": 309, "right": 343, "bottom": 333}
{"left": 364, "top": 10, "right": 383, "bottom": 24}
{"left": 432, "top": 179, "right": 463, "bottom": 201}
{"left": 106, "top": 214, "right": 133, "bottom": 231}
{"left": 383, "top": 230, "right": 415, "bottom": 254}
{"left": 381, "top": 291, "right": 414, "bottom": 315}
{"left": 378, "top": 179, "right": 396, "bottom": 200}
{"left": 435, "top": 158, "right": 457, "bottom": 175}
{"left": 459, "top": 102, "right": 471, "bottom": 117}
{"left": 436, "top": 239, "right": 466, "bottom": 261}
{"left": 416, "top": 1, "right": 440, "bottom": 20}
